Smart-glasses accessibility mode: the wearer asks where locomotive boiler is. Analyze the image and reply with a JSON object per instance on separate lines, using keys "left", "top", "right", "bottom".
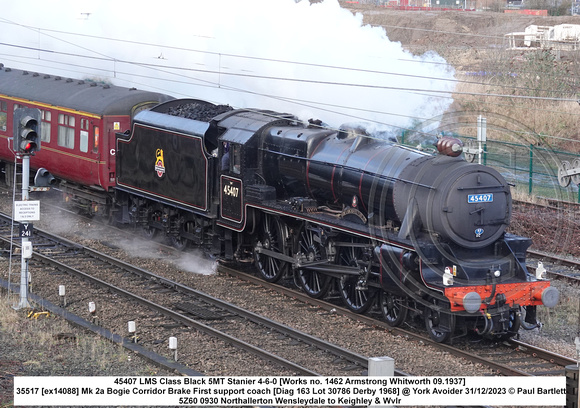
{"left": 114, "top": 99, "right": 559, "bottom": 343}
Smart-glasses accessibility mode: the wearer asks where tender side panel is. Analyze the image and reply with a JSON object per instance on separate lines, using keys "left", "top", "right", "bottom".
{"left": 117, "top": 123, "right": 208, "bottom": 211}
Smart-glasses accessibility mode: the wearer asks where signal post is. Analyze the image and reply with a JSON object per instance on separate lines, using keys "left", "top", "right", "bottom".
{"left": 12, "top": 108, "right": 41, "bottom": 310}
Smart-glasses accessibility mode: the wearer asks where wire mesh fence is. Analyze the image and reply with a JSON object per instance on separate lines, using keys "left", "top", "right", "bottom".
{"left": 399, "top": 133, "right": 580, "bottom": 203}
{"left": 480, "top": 139, "right": 580, "bottom": 203}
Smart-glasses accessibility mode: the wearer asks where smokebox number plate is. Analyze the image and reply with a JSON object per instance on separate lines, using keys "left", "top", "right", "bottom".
{"left": 467, "top": 193, "right": 494, "bottom": 203}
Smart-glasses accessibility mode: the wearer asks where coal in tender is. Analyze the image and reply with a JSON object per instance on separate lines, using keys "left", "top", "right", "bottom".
{"left": 167, "top": 102, "right": 233, "bottom": 122}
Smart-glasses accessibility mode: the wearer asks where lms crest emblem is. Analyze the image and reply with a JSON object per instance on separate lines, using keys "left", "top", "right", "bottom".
{"left": 155, "top": 149, "right": 166, "bottom": 179}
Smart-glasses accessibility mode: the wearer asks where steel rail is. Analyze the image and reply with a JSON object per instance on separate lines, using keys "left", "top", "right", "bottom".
{"left": 3, "top": 210, "right": 570, "bottom": 377}
{"left": 220, "top": 265, "right": 576, "bottom": 377}
{"left": 528, "top": 249, "right": 580, "bottom": 270}
{"left": 0, "top": 216, "right": 372, "bottom": 376}
{"left": 13, "top": 243, "right": 321, "bottom": 376}
{"left": 507, "top": 339, "right": 577, "bottom": 368}
{"left": 80, "top": 246, "right": 371, "bottom": 370}
{"left": 0, "top": 278, "right": 203, "bottom": 377}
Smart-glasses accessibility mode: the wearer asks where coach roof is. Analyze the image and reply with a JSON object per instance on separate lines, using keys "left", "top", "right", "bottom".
{"left": 0, "top": 67, "right": 173, "bottom": 116}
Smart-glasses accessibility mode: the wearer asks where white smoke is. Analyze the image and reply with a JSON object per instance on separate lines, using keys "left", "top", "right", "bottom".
{"left": 0, "top": 0, "right": 455, "bottom": 132}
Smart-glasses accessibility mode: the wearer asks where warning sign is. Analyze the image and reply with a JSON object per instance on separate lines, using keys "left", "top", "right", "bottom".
{"left": 14, "top": 201, "right": 40, "bottom": 221}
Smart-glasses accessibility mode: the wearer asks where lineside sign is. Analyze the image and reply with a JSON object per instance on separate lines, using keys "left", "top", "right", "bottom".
{"left": 14, "top": 200, "right": 40, "bottom": 221}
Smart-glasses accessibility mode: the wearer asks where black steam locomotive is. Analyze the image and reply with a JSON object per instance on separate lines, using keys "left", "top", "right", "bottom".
{"left": 114, "top": 98, "right": 559, "bottom": 343}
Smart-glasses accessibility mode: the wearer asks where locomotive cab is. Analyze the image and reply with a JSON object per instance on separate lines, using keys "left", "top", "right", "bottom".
{"left": 212, "top": 109, "right": 273, "bottom": 229}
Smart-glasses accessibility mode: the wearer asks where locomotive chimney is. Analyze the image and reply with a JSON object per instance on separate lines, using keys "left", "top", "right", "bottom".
{"left": 436, "top": 136, "right": 463, "bottom": 157}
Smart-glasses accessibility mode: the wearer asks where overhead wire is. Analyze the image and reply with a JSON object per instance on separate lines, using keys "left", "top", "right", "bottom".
{"left": 0, "top": 57, "right": 576, "bottom": 148}
{"left": 0, "top": 16, "right": 579, "bottom": 145}
{"left": 6, "top": 52, "right": 577, "bottom": 146}
{"left": 4, "top": 49, "right": 576, "bottom": 122}
{"left": 0, "top": 18, "right": 578, "bottom": 98}
{"left": 0, "top": 39, "right": 577, "bottom": 104}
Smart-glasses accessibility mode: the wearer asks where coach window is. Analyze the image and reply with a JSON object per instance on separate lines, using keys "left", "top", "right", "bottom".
{"left": 0, "top": 101, "right": 6, "bottom": 132}
{"left": 80, "top": 118, "right": 89, "bottom": 153}
{"left": 58, "top": 114, "right": 75, "bottom": 149}
{"left": 41, "top": 110, "right": 51, "bottom": 143}
{"left": 92, "top": 125, "right": 100, "bottom": 153}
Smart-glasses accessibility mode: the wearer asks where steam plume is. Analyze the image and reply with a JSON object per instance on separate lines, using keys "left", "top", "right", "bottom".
{"left": 0, "top": 0, "right": 455, "bottom": 131}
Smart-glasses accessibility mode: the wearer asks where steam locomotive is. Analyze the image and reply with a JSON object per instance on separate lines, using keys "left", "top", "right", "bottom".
{"left": 0, "top": 67, "right": 559, "bottom": 343}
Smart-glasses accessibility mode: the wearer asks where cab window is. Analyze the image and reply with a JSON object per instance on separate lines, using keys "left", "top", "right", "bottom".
{"left": 231, "top": 144, "right": 241, "bottom": 175}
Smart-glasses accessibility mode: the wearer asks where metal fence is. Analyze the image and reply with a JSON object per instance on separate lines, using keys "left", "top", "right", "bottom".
{"left": 479, "top": 139, "right": 580, "bottom": 203}
{"left": 400, "top": 135, "right": 580, "bottom": 203}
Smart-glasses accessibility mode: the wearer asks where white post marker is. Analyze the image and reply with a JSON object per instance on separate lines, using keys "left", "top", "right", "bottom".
{"left": 128, "top": 321, "right": 136, "bottom": 343}
{"left": 369, "top": 356, "right": 395, "bottom": 408}
{"left": 477, "top": 115, "right": 487, "bottom": 165}
{"left": 368, "top": 356, "right": 395, "bottom": 376}
{"left": 169, "top": 336, "right": 178, "bottom": 361}
{"left": 59, "top": 285, "right": 66, "bottom": 307}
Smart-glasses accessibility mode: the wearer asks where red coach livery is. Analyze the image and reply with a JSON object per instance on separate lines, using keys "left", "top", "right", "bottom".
{"left": 0, "top": 67, "right": 172, "bottom": 213}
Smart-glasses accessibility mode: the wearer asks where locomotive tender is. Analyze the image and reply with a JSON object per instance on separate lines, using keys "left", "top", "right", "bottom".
{"left": 0, "top": 67, "right": 558, "bottom": 342}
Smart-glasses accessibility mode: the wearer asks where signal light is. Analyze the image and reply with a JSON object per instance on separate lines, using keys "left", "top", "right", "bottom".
{"left": 34, "top": 168, "right": 56, "bottom": 187}
{"left": 13, "top": 108, "right": 41, "bottom": 155}
{"left": 20, "top": 116, "right": 39, "bottom": 154}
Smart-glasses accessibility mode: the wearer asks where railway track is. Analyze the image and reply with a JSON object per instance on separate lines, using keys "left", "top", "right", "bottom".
{"left": 219, "top": 265, "right": 578, "bottom": 377}
{"left": 0, "top": 212, "right": 384, "bottom": 377}
{"left": 1, "top": 203, "right": 576, "bottom": 379}
{"left": 528, "top": 249, "right": 580, "bottom": 284}
{"left": 0, "top": 278, "right": 203, "bottom": 377}
{"left": 510, "top": 198, "right": 580, "bottom": 285}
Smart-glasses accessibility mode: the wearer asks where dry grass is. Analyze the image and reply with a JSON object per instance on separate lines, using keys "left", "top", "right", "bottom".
{"left": 511, "top": 187, "right": 551, "bottom": 204}
{"left": 535, "top": 280, "right": 580, "bottom": 340}
{"left": 348, "top": 6, "right": 580, "bottom": 152}
{"left": 449, "top": 74, "right": 580, "bottom": 152}
{"left": 0, "top": 292, "right": 164, "bottom": 407}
